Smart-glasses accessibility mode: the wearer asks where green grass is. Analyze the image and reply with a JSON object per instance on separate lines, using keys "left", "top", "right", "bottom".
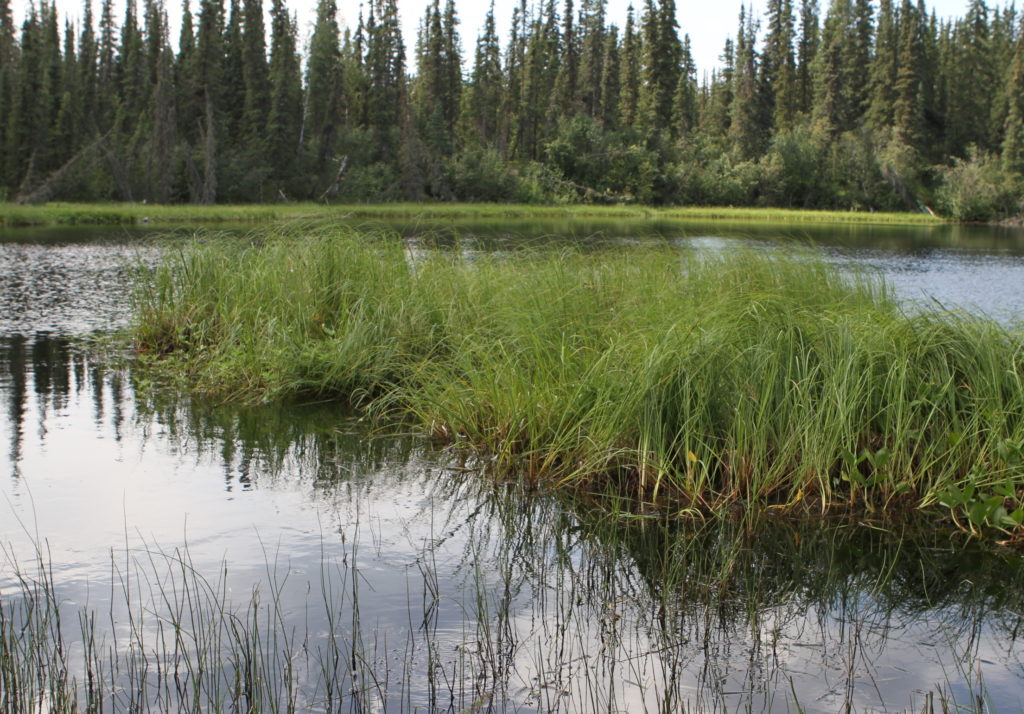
{"left": 0, "top": 200, "right": 945, "bottom": 227}
{"left": 0, "top": 201, "right": 338, "bottom": 226}
{"left": 132, "top": 224, "right": 1024, "bottom": 537}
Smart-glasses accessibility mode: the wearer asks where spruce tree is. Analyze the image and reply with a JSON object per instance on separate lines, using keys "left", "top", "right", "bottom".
{"left": 502, "top": 0, "right": 528, "bottom": 151}
{"left": 947, "top": 0, "right": 995, "bottom": 154}
{"left": 795, "top": 0, "right": 818, "bottom": 115}
{"left": 222, "top": 0, "right": 244, "bottom": 138}
{"left": 700, "top": 37, "right": 734, "bottom": 138}
{"left": 673, "top": 33, "right": 697, "bottom": 137}
{"left": 463, "top": 2, "right": 502, "bottom": 146}
{"left": 146, "top": 11, "right": 176, "bottom": 202}
{"left": 266, "top": 0, "right": 301, "bottom": 189}
{"left": 578, "top": 0, "right": 606, "bottom": 119}
{"left": 866, "top": 0, "right": 897, "bottom": 131}
{"left": 763, "top": 0, "right": 798, "bottom": 132}
{"left": 892, "top": 0, "right": 924, "bottom": 149}
{"left": 51, "top": 20, "right": 78, "bottom": 165}
{"left": 810, "top": 0, "right": 846, "bottom": 138}
{"left": 240, "top": 0, "right": 269, "bottom": 143}
{"left": 618, "top": 4, "right": 640, "bottom": 129}
{"left": 843, "top": 0, "right": 872, "bottom": 124}
{"left": 551, "top": 0, "right": 578, "bottom": 116}
{"left": 638, "top": 0, "right": 681, "bottom": 135}
{"left": 117, "top": 0, "right": 145, "bottom": 121}
{"left": 0, "top": 0, "right": 17, "bottom": 188}
{"left": 38, "top": 1, "right": 65, "bottom": 175}
{"left": 192, "top": 0, "right": 226, "bottom": 203}
{"left": 77, "top": 0, "right": 97, "bottom": 130}
{"left": 514, "top": 0, "right": 559, "bottom": 159}
{"left": 730, "top": 5, "right": 762, "bottom": 157}
{"left": 441, "top": 0, "right": 462, "bottom": 134}
{"left": 364, "top": 0, "right": 405, "bottom": 160}
{"left": 1001, "top": 22, "right": 1024, "bottom": 172}
{"left": 304, "top": 0, "right": 343, "bottom": 171}
{"left": 599, "top": 24, "right": 619, "bottom": 127}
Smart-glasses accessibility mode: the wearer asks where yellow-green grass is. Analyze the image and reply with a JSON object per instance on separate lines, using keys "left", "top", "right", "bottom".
{"left": 132, "top": 225, "right": 1023, "bottom": 536}
{"left": 1, "top": 201, "right": 945, "bottom": 227}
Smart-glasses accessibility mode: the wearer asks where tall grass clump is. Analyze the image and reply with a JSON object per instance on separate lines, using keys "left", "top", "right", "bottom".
{"left": 133, "top": 225, "right": 1024, "bottom": 535}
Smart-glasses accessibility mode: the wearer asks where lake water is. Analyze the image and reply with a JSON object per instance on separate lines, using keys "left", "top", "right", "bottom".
{"left": 1, "top": 218, "right": 1023, "bottom": 712}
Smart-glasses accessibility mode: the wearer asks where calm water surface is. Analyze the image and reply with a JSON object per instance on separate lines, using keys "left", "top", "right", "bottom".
{"left": 1, "top": 219, "right": 1023, "bottom": 712}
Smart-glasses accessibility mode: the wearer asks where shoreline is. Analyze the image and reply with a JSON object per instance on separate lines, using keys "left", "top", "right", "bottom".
{"left": 0, "top": 201, "right": 948, "bottom": 228}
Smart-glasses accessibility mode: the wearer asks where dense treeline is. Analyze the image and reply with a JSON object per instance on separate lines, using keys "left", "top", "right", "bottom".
{"left": 0, "top": 0, "right": 1022, "bottom": 218}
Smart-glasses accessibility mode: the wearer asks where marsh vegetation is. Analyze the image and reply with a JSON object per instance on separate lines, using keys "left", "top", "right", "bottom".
{"left": 133, "top": 225, "right": 1024, "bottom": 539}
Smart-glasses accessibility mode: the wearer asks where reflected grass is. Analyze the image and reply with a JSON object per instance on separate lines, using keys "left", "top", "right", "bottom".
{"left": 131, "top": 224, "right": 1024, "bottom": 538}
{"left": 2, "top": 500, "right": 1020, "bottom": 713}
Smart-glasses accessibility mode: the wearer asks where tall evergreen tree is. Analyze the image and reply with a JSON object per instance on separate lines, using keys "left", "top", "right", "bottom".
{"left": 577, "top": 0, "right": 606, "bottom": 119}
{"left": 763, "top": 0, "right": 798, "bottom": 131}
{"left": 638, "top": 0, "right": 681, "bottom": 134}
{"left": 795, "top": 0, "right": 818, "bottom": 114}
{"left": 240, "top": 0, "right": 268, "bottom": 143}
{"left": 599, "top": 23, "right": 619, "bottom": 127}
{"left": 441, "top": 0, "right": 462, "bottom": 132}
{"left": 866, "top": 0, "right": 897, "bottom": 131}
{"left": 892, "top": 0, "right": 925, "bottom": 149}
{"left": 266, "top": 0, "right": 301, "bottom": 188}
{"left": 701, "top": 37, "right": 734, "bottom": 137}
{"left": 1001, "top": 21, "right": 1024, "bottom": 172}
{"left": 810, "top": 0, "right": 847, "bottom": 138}
{"left": 946, "top": 0, "right": 994, "bottom": 154}
{"left": 730, "top": 5, "right": 762, "bottom": 156}
{"left": 673, "top": 33, "right": 697, "bottom": 137}
{"left": 514, "top": 0, "right": 559, "bottom": 158}
{"left": 364, "top": 0, "right": 405, "bottom": 160}
{"left": 304, "top": 0, "right": 343, "bottom": 171}
{"left": 0, "top": 0, "right": 18, "bottom": 188}
{"left": 618, "top": 4, "right": 640, "bottom": 128}
{"left": 221, "top": 0, "right": 244, "bottom": 137}
{"left": 77, "top": 0, "right": 97, "bottom": 129}
{"left": 551, "top": 0, "right": 578, "bottom": 116}
{"left": 191, "top": 0, "right": 226, "bottom": 203}
{"left": 502, "top": 0, "right": 528, "bottom": 149}
{"left": 843, "top": 0, "right": 872, "bottom": 124}
{"left": 463, "top": 2, "right": 503, "bottom": 146}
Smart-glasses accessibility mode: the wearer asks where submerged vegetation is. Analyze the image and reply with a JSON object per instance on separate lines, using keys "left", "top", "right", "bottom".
{"left": 133, "top": 225, "right": 1024, "bottom": 539}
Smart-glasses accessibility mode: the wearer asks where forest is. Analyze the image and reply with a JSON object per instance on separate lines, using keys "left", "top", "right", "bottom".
{"left": 0, "top": 0, "right": 1022, "bottom": 220}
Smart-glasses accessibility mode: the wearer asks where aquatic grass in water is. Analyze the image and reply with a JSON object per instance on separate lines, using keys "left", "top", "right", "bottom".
{"left": 132, "top": 225, "right": 1024, "bottom": 536}
{"left": 2, "top": 508, "right": 1021, "bottom": 713}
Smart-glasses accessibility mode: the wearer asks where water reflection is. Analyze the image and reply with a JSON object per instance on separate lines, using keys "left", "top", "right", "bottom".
{"left": 0, "top": 240, "right": 162, "bottom": 335}
{"left": 2, "top": 334, "right": 1023, "bottom": 712}
{"left": 339, "top": 216, "right": 1024, "bottom": 254}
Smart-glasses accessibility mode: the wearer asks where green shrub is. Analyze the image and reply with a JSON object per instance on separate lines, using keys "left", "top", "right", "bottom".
{"left": 935, "top": 149, "right": 1023, "bottom": 221}
{"left": 447, "top": 148, "right": 521, "bottom": 202}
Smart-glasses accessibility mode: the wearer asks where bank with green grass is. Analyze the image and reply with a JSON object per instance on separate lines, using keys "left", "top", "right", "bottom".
{"left": 132, "top": 224, "right": 1024, "bottom": 540}
{"left": 0, "top": 201, "right": 947, "bottom": 228}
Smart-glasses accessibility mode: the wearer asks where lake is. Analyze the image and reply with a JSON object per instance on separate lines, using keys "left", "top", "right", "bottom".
{"left": 2, "top": 218, "right": 1023, "bottom": 712}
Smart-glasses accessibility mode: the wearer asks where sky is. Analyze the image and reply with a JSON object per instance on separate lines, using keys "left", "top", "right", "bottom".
{"left": 12, "top": 0, "right": 987, "bottom": 74}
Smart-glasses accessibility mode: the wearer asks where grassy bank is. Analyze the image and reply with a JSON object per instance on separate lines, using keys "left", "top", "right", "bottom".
{"left": 133, "top": 225, "right": 1023, "bottom": 538}
{"left": 0, "top": 201, "right": 945, "bottom": 227}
